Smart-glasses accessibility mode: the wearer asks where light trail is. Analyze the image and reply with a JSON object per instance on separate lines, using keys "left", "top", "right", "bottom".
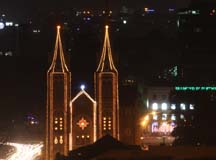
{"left": 6, "top": 142, "right": 43, "bottom": 160}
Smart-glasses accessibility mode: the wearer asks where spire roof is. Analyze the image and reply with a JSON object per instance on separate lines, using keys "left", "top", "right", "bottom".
{"left": 48, "top": 26, "right": 69, "bottom": 73}
{"left": 96, "top": 25, "right": 117, "bottom": 72}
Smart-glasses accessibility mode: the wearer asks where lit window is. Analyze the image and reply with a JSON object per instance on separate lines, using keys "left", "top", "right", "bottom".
{"left": 153, "top": 115, "right": 158, "bottom": 120}
{"left": 59, "top": 117, "right": 63, "bottom": 120}
{"left": 161, "top": 103, "right": 168, "bottom": 110}
{"left": 60, "top": 136, "right": 63, "bottom": 144}
{"left": 162, "top": 114, "right": 167, "bottom": 120}
{"left": 108, "top": 124, "right": 111, "bottom": 127}
{"left": 180, "top": 103, "right": 186, "bottom": 110}
{"left": 55, "top": 127, "right": 58, "bottom": 130}
{"left": 103, "top": 117, "right": 106, "bottom": 120}
{"left": 55, "top": 117, "right": 58, "bottom": 120}
{"left": 189, "top": 104, "right": 194, "bottom": 110}
{"left": 60, "top": 127, "right": 63, "bottom": 130}
{"left": 55, "top": 121, "right": 58, "bottom": 124}
{"left": 108, "top": 121, "right": 111, "bottom": 123}
{"left": 108, "top": 117, "right": 111, "bottom": 120}
{"left": 81, "top": 135, "right": 85, "bottom": 139}
{"left": 103, "top": 127, "right": 106, "bottom": 130}
{"left": 76, "top": 136, "right": 79, "bottom": 138}
{"left": 180, "top": 114, "right": 184, "bottom": 119}
{"left": 171, "top": 104, "right": 176, "bottom": 110}
{"left": 108, "top": 127, "right": 111, "bottom": 130}
{"left": 152, "top": 103, "right": 158, "bottom": 110}
{"left": 54, "top": 137, "right": 58, "bottom": 144}
{"left": 87, "top": 135, "right": 90, "bottom": 138}
{"left": 171, "top": 114, "right": 176, "bottom": 121}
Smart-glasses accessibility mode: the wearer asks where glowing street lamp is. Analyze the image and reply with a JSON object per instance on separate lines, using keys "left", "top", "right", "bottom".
{"left": 141, "top": 115, "right": 149, "bottom": 127}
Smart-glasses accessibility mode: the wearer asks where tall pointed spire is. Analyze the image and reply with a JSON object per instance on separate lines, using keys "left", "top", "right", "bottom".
{"left": 46, "top": 25, "right": 71, "bottom": 160}
{"left": 96, "top": 25, "right": 117, "bottom": 72}
{"left": 48, "top": 25, "right": 69, "bottom": 73}
{"left": 95, "top": 25, "right": 119, "bottom": 140}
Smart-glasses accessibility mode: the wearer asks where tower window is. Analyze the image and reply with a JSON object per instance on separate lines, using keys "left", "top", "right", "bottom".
{"left": 59, "top": 136, "right": 63, "bottom": 144}
{"left": 54, "top": 137, "right": 58, "bottom": 144}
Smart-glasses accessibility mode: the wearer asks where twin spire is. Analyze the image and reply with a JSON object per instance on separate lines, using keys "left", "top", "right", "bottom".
{"left": 96, "top": 25, "right": 117, "bottom": 72}
{"left": 48, "top": 26, "right": 69, "bottom": 73}
{"left": 49, "top": 25, "right": 117, "bottom": 73}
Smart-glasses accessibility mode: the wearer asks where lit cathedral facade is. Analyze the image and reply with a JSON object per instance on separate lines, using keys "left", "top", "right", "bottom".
{"left": 45, "top": 25, "right": 120, "bottom": 159}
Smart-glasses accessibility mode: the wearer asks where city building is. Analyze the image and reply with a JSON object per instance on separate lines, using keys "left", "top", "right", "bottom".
{"left": 137, "top": 85, "right": 195, "bottom": 145}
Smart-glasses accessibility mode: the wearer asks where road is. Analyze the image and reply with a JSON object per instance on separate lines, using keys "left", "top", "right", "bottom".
{"left": 6, "top": 142, "right": 43, "bottom": 160}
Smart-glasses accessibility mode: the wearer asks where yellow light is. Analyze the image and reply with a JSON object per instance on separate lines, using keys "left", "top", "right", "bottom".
{"left": 141, "top": 115, "right": 149, "bottom": 127}
{"left": 55, "top": 121, "right": 58, "bottom": 124}
{"left": 105, "top": 25, "right": 109, "bottom": 29}
{"left": 57, "top": 25, "right": 61, "bottom": 30}
{"left": 55, "top": 127, "right": 58, "bottom": 130}
{"left": 144, "top": 115, "right": 149, "bottom": 121}
{"left": 59, "top": 117, "right": 63, "bottom": 120}
{"left": 151, "top": 111, "right": 156, "bottom": 115}
{"left": 81, "top": 135, "right": 85, "bottom": 139}
{"left": 144, "top": 7, "right": 148, "bottom": 12}
{"left": 141, "top": 120, "right": 147, "bottom": 127}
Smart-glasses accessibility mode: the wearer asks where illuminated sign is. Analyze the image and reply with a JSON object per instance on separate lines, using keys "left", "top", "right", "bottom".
{"left": 175, "top": 86, "right": 216, "bottom": 91}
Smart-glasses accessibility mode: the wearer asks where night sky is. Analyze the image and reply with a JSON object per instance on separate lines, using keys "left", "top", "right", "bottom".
{"left": 0, "top": 0, "right": 190, "bottom": 20}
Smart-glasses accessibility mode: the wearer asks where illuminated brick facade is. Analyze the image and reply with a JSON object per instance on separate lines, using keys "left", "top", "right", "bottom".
{"left": 46, "top": 26, "right": 71, "bottom": 160}
{"left": 69, "top": 90, "right": 97, "bottom": 150}
{"left": 46, "top": 25, "right": 119, "bottom": 159}
{"left": 94, "top": 26, "right": 119, "bottom": 139}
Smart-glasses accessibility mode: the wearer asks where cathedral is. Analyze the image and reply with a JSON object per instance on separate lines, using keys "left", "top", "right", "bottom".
{"left": 45, "top": 25, "right": 125, "bottom": 160}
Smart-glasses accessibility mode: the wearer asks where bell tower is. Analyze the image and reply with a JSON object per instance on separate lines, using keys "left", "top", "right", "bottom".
{"left": 94, "top": 25, "right": 119, "bottom": 139}
{"left": 46, "top": 26, "right": 71, "bottom": 160}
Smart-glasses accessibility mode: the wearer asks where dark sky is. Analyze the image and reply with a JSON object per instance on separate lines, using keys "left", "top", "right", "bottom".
{"left": 0, "top": 0, "right": 190, "bottom": 20}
